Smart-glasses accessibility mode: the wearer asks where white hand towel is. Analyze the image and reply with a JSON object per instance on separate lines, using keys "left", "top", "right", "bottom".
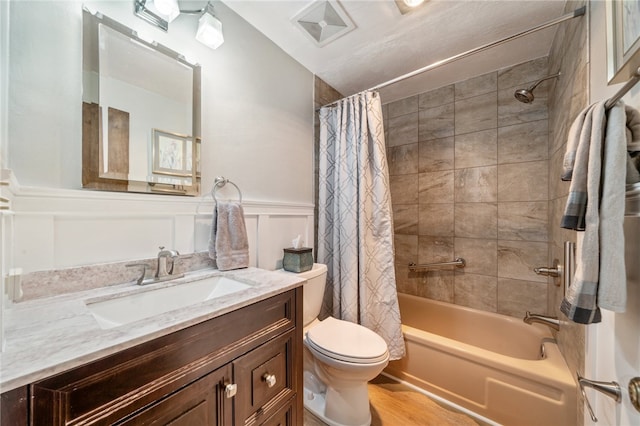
{"left": 560, "top": 102, "right": 605, "bottom": 324}
{"left": 208, "top": 201, "right": 249, "bottom": 271}
{"left": 598, "top": 102, "right": 628, "bottom": 312}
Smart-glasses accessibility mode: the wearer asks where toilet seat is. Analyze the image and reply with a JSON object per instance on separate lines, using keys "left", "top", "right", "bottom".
{"left": 306, "top": 317, "right": 389, "bottom": 364}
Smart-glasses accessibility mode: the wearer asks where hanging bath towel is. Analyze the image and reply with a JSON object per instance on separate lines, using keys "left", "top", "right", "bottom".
{"left": 560, "top": 101, "right": 640, "bottom": 324}
{"left": 208, "top": 200, "right": 249, "bottom": 271}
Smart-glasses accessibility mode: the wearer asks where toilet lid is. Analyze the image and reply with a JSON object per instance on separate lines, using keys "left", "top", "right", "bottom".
{"left": 306, "top": 317, "right": 389, "bottom": 364}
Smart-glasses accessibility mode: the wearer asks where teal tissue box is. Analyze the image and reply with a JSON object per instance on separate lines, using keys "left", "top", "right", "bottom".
{"left": 283, "top": 247, "right": 313, "bottom": 273}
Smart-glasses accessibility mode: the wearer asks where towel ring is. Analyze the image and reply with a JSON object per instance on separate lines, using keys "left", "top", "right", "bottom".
{"left": 212, "top": 176, "right": 242, "bottom": 203}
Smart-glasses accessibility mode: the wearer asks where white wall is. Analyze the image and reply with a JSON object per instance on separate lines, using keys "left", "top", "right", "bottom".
{"left": 6, "top": 0, "right": 314, "bottom": 203}
{"left": 2, "top": 0, "right": 315, "bottom": 278}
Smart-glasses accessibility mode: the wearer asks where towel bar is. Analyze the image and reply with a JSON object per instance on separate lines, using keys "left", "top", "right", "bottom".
{"left": 409, "top": 258, "right": 466, "bottom": 272}
{"left": 212, "top": 176, "right": 242, "bottom": 203}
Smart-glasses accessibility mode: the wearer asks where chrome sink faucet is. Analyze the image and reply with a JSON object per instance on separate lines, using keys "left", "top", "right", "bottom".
{"left": 156, "top": 246, "right": 180, "bottom": 279}
{"left": 125, "top": 247, "right": 183, "bottom": 286}
{"left": 523, "top": 311, "right": 560, "bottom": 331}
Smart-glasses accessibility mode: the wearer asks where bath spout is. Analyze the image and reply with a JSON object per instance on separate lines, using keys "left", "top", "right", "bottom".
{"left": 523, "top": 311, "right": 560, "bottom": 331}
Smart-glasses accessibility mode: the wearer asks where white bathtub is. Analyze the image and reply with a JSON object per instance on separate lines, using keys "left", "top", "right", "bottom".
{"left": 384, "top": 293, "right": 576, "bottom": 426}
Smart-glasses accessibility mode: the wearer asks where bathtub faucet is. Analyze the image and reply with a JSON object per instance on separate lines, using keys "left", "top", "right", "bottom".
{"left": 523, "top": 311, "right": 560, "bottom": 331}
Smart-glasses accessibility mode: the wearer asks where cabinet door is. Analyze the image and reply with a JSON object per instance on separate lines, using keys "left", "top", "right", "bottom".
{"left": 116, "top": 365, "right": 232, "bottom": 426}
{"left": 259, "top": 399, "right": 296, "bottom": 426}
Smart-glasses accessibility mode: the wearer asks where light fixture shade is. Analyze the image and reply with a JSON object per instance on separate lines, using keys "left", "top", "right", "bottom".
{"left": 196, "top": 12, "right": 224, "bottom": 49}
{"left": 403, "top": 0, "right": 425, "bottom": 7}
{"left": 153, "top": 0, "right": 180, "bottom": 22}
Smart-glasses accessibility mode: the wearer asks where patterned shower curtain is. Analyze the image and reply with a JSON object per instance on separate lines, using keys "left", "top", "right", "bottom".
{"left": 317, "top": 91, "right": 405, "bottom": 360}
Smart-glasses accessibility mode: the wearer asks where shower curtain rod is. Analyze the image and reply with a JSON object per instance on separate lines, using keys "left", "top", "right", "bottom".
{"left": 318, "top": 6, "right": 586, "bottom": 111}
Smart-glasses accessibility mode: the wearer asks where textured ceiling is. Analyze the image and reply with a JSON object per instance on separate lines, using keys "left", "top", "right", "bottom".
{"left": 222, "top": 0, "right": 569, "bottom": 103}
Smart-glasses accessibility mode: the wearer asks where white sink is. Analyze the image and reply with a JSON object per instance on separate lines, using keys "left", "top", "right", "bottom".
{"left": 87, "top": 276, "right": 252, "bottom": 329}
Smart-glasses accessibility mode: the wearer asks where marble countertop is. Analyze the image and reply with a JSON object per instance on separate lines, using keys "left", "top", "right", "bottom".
{"left": 0, "top": 267, "right": 305, "bottom": 392}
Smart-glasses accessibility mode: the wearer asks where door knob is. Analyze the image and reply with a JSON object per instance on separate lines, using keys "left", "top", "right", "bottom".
{"left": 262, "top": 373, "right": 277, "bottom": 388}
{"left": 630, "top": 377, "right": 640, "bottom": 413}
{"left": 224, "top": 383, "right": 237, "bottom": 398}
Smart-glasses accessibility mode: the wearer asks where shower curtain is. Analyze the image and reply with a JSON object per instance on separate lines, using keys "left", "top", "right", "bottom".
{"left": 317, "top": 91, "right": 405, "bottom": 360}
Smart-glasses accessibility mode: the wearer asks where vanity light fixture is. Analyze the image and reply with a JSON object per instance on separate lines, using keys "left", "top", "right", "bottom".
{"left": 394, "top": 0, "right": 428, "bottom": 15}
{"left": 195, "top": 3, "right": 224, "bottom": 50}
{"left": 153, "top": 0, "right": 180, "bottom": 23}
{"left": 134, "top": 0, "right": 224, "bottom": 49}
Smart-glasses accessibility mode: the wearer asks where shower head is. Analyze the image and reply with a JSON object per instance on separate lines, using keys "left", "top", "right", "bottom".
{"left": 514, "top": 88, "right": 536, "bottom": 103}
{"left": 514, "top": 72, "right": 561, "bottom": 104}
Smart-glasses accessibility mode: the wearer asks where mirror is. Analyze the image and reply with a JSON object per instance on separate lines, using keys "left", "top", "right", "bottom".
{"left": 82, "top": 9, "right": 201, "bottom": 195}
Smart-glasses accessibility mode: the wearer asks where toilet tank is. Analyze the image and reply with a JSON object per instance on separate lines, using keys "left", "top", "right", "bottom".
{"left": 279, "top": 263, "right": 327, "bottom": 327}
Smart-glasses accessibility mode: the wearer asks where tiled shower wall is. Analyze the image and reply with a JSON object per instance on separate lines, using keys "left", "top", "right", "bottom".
{"left": 384, "top": 57, "right": 553, "bottom": 317}
{"left": 547, "top": 1, "right": 588, "bottom": 424}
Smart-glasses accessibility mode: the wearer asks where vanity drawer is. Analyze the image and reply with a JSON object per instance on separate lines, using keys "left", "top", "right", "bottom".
{"left": 234, "top": 330, "right": 297, "bottom": 425}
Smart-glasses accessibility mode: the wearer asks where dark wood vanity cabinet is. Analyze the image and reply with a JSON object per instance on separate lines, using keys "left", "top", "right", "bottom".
{"left": 1, "top": 287, "right": 303, "bottom": 426}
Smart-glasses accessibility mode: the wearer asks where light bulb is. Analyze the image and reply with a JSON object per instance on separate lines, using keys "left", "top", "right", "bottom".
{"left": 196, "top": 12, "right": 224, "bottom": 49}
{"left": 403, "top": 0, "right": 425, "bottom": 7}
{"left": 154, "top": 0, "right": 180, "bottom": 22}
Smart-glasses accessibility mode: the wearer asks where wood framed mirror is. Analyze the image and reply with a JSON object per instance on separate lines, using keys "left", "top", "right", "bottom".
{"left": 82, "top": 9, "right": 201, "bottom": 195}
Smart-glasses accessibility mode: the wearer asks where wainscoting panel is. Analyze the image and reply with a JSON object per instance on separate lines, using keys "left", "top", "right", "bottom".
{"left": 53, "top": 215, "right": 176, "bottom": 268}
{"left": 4, "top": 180, "right": 314, "bottom": 275}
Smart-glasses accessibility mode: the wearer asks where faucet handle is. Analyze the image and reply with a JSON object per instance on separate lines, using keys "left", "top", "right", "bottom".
{"left": 126, "top": 263, "right": 147, "bottom": 285}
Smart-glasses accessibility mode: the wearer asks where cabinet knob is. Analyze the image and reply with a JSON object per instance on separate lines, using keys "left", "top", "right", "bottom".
{"left": 224, "top": 383, "right": 237, "bottom": 398}
{"left": 262, "top": 373, "right": 277, "bottom": 388}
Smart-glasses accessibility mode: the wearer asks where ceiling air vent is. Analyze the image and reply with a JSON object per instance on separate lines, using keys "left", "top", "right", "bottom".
{"left": 291, "top": 0, "right": 355, "bottom": 47}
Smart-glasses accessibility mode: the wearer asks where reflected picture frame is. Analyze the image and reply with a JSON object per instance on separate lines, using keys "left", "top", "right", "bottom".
{"left": 152, "top": 129, "right": 194, "bottom": 177}
{"left": 606, "top": 0, "right": 640, "bottom": 84}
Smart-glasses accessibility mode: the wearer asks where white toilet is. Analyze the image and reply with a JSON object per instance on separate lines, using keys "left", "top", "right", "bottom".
{"left": 279, "top": 263, "right": 389, "bottom": 426}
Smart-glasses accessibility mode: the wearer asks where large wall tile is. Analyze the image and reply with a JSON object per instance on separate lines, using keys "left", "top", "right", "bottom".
{"left": 419, "top": 137, "right": 454, "bottom": 172}
{"left": 418, "top": 170, "right": 454, "bottom": 203}
{"left": 454, "top": 238, "right": 497, "bottom": 275}
{"left": 455, "top": 129, "right": 497, "bottom": 169}
{"left": 388, "top": 112, "right": 419, "bottom": 147}
{"left": 498, "top": 161, "right": 548, "bottom": 201}
{"left": 389, "top": 143, "right": 419, "bottom": 175}
{"left": 455, "top": 94, "right": 497, "bottom": 135}
{"left": 419, "top": 203, "right": 454, "bottom": 236}
{"left": 393, "top": 204, "right": 418, "bottom": 235}
{"left": 418, "top": 235, "right": 454, "bottom": 263}
{"left": 418, "top": 103, "right": 455, "bottom": 141}
{"left": 497, "top": 278, "right": 548, "bottom": 317}
{"left": 390, "top": 174, "right": 419, "bottom": 204}
{"left": 388, "top": 95, "right": 418, "bottom": 118}
{"left": 454, "top": 273, "right": 498, "bottom": 311}
{"left": 418, "top": 85, "right": 454, "bottom": 109}
{"left": 498, "top": 120, "right": 549, "bottom": 164}
{"left": 417, "top": 271, "right": 454, "bottom": 302}
{"left": 498, "top": 201, "right": 548, "bottom": 241}
{"left": 497, "top": 56, "right": 549, "bottom": 89}
{"left": 454, "top": 203, "right": 498, "bottom": 238}
{"left": 498, "top": 240, "right": 548, "bottom": 283}
{"left": 549, "top": 147, "right": 571, "bottom": 199}
{"left": 394, "top": 234, "right": 418, "bottom": 266}
{"left": 454, "top": 166, "right": 498, "bottom": 202}
{"left": 395, "top": 263, "right": 419, "bottom": 296}
{"left": 498, "top": 84, "right": 549, "bottom": 127}
{"left": 455, "top": 72, "right": 497, "bottom": 101}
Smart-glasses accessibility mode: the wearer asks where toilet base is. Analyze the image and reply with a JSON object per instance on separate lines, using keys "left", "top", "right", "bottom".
{"left": 303, "top": 386, "right": 371, "bottom": 426}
